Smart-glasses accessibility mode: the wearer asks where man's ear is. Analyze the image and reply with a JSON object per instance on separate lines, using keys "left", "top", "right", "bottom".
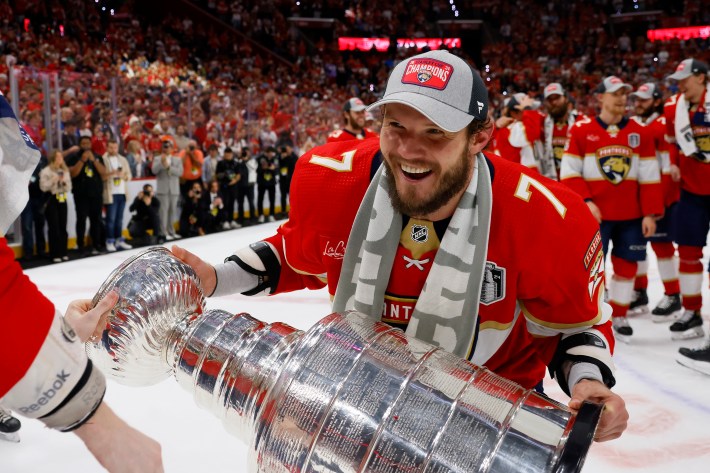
{"left": 468, "top": 123, "right": 494, "bottom": 155}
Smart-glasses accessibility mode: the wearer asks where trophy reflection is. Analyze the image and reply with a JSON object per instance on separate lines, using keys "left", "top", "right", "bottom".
{"left": 87, "top": 248, "right": 601, "bottom": 473}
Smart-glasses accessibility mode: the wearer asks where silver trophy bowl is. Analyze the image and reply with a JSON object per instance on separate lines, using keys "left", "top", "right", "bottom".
{"left": 87, "top": 248, "right": 601, "bottom": 472}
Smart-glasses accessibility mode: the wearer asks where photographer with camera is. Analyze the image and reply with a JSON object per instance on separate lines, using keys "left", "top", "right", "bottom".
{"left": 66, "top": 135, "right": 108, "bottom": 255}
{"left": 102, "top": 139, "right": 133, "bottom": 252}
{"left": 39, "top": 150, "right": 72, "bottom": 263}
{"left": 276, "top": 143, "right": 297, "bottom": 219}
{"left": 180, "top": 139, "right": 204, "bottom": 199}
{"left": 128, "top": 184, "right": 164, "bottom": 244}
{"left": 256, "top": 146, "right": 278, "bottom": 223}
{"left": 235, "top": 147, "right": 254, "bottom": 226}
{"left": 215, "top": 147, "right": 241, "bottom": 229}
{"left": 179, "top": 181, "right": 209, "bottom": 237}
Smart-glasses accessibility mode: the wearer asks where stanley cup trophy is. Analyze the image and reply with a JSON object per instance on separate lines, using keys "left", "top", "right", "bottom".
{"left": 87, "top": 248, "right": 602, "bottom": 473}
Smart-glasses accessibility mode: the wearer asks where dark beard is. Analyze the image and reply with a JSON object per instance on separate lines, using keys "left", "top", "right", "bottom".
{"left": 383, "top": 148, "right": 473, "bottom": 217}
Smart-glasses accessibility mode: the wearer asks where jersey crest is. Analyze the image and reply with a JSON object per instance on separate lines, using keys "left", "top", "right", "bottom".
{"left": 596, "top": 145, "right": 632, "bottom": 184}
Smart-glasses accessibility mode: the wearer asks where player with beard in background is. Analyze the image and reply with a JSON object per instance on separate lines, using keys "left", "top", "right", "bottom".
{"left": 627, "top": 83, "right": 682, "bottom": 320}
{"left": 326, "top": 97, "right": 379, "bottom": 143}
{"left": 541, "top": 83, "right": 587, "bottom": 180}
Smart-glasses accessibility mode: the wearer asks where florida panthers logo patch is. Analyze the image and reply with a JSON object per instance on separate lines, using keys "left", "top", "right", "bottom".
{"left": 596, "top": 145, "right": 632, "bottom": 184}
{"left": 480, "top": 262, "right": 506, "bottom": 305}
{"left": 402, "top": 58, "right": 453, "bottom": 90}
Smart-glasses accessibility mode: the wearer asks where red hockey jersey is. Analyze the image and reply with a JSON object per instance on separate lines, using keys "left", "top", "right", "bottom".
{"left": 262, "top": 139, "right": 614, "bottom": 389}
{"left": 326, "top": 128, "right": 379, "bottom": 144}
{"left": 560, "top": 116, "right": 664, "bottom": 220}
{"left": 0, "top": 237, "right": 55, "bottom": 398}
{"left": 663, "top": 91, "right": 710, "bottom": 196}
{"left": 632, "top": 114, "right": 680, "bottom": 207}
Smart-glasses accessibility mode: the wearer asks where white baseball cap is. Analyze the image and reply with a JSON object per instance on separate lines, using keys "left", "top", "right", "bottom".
{"left": 596, "top": 76, "right": 632, "bottom": 94}
{"left": 544, "top": 83, "right": 565, "bottom": 99}
{"left": 668, "top": 58, "right": 708, "bottom": 81}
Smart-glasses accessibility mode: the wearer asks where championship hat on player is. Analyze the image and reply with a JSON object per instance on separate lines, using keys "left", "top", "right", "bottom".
{"left": 503, "top": 93, "right": 527, "bottom": 110}
{"left": 343, "top": 97, "right": 367, "bottom": 112}
{"left": 543, "top": 83, "right": 565, "bottom": 99}
{"left": 668, "top": 58, "right": 708, "bottom": 80}
{"left": 367, "top": 50, "right": 488, "bottom": 132}
{"left": 595, "top": 76, "right": 632, "bottom": 94}
{"left": 631, "top": 82, "right": 661, "bottom": 100}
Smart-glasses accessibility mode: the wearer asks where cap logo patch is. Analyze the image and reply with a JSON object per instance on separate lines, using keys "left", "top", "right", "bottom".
{"left": 677, "top": 63, "right": 685, "bottom": 71}
{"left": 610, "top": 77, "right": 622, "bottom": 84}
{"left": 639, "top": 85, "right": 649, "bottom": 92}
{"left": 546, "top": 85, "right": 556, "bottom": 91}
{"left": 402, "top": 58, "right": 453, "bottom": 90}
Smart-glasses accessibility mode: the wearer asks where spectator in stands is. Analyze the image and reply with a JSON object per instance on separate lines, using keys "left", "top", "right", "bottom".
{"left": 276, "top": 143, "right": 297, "bottom": 218}
{"left": 215, "top": 147, "right": 241, "bottom": 229}
{"left": 66, "top": 136, "right": 107, "bottom": 256}
{"left": 151, "top": 140, "right": 182, "bottom": 240}
{"left": 61, "top": 120, "right": 81, "bottom": 157}
{"left": 256, "top": 146, "right": 277, "bottom": 223}
{"left": 235, "top": 147, "right": 255, "bottom": 226}
{"left": 202, "top": 143, "right": 220, "bottom": 185}
{"left": 125, "top": 139, "right": 147, "bottom": 178}
{"left": 174, "top": 124, "right": 190, "bottom": 151}
{"left": 39, "top": 150, "right": 72, "bottom": 263}
{"left": 128, "top": 183, "right": 164, "bottom": 245}
{"left": 20, "top": 155, "right": 48, "bottom": 261}
{"left": 180, "top": 139, "right": 204, "bottom": 198}
{"left": 102, "top": 139, "right": 133, "bottom": 252}
{"left": 91, "top": 123, "right": 108, "bottom": 156}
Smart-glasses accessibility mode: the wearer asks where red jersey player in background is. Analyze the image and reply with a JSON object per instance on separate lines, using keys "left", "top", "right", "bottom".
{"left": 664, "top": 58, "right": 710, "bottom": 374}
{"left": 541, "top": 83, "right": 587, "bottom": 180}
{"left": 627, "top": 82, "right": 682, "bottom": 320}
{"left": 175, "top": 50, "right": 628, "bottom": 442}
{"left": 561, "top": 76, "right": 663, "bottom": 340}
{"left": 492, "top": 93, "right": 545, "bottom": 175}
{"left": 0, "top": 91, "right": 163, "bottom": 470}
{"left": 326, "top": 97, "right": 379, "bottom": 143}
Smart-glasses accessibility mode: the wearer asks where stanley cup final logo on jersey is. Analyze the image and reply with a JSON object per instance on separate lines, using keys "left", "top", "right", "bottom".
{"left": 402, "top": 58, "right": 453, "bottom": 90}
{"left": 596, "top": 145, "right": 632, "bottom": 184}
{"left": 480, "top": 262, "right": 506, "bottom": 305}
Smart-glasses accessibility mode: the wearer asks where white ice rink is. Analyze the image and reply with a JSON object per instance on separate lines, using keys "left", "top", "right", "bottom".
{"left": 3, "top": 222, "right": 710, "bottom": 472}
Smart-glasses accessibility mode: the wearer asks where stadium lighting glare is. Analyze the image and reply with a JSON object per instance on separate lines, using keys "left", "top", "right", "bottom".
{"left": 455, "top": 11, "right": 459, "bottom": 17}
{"left": 647, "top": 25, "right": 710, "bottom": 41}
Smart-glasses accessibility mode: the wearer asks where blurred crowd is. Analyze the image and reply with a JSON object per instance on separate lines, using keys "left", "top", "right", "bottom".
{"left": 4, "top": 0, "right": 708, "bottom": 264}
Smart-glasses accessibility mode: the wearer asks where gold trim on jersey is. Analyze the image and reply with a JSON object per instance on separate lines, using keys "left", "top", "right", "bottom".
{"left": 519, "top": 299, "right": 603, "bottom": 329}
{"left": 479, "top": 320, "right": 514, "bottom": 331}
{"left": 384, "top": 294, "right": 418, "bottom": 303}
{"left": 282, "top": 243, "right": 328, "bottom": 282}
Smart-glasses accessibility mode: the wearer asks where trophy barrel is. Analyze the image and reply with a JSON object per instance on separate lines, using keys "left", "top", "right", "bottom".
{"left": 251, "top": 311, "right": 600, "bottom": 473}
